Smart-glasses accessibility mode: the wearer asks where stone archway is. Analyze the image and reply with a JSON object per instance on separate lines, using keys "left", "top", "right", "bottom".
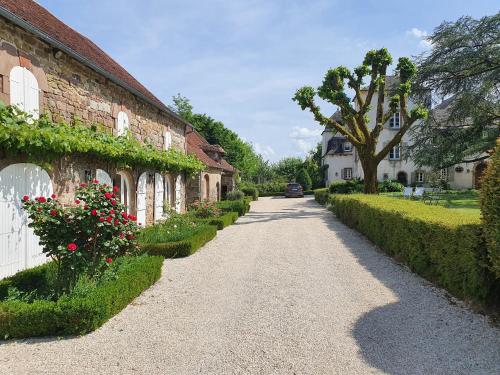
{"left": 396, "top": 171, "right": 408, "bottom": 186}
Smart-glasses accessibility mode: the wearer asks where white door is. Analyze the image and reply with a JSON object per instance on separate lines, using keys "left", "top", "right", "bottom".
{"left": 175, "top": 175, "right": 182, "bottom": 213}
{"left": 154, "top": 173, "right": 164, "bottom": 222}
{"left": 137, "top": 173, "right": 147, "bottom": 226}
{"left": 96, "top": 169, "right": 112, "bottom": 186}
{"left": 119, "top": 173, "right": 131, "bottom": 214}
{"left": 9, "top": 66, "right": 40, "bottom": 119}
{"left": 0, "top": 163, "right": 52, "bottom": 279}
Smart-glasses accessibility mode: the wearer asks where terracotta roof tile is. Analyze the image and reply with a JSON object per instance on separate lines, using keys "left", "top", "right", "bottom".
{"left": 0, "top": 0, "right": 169, "bottom": 112}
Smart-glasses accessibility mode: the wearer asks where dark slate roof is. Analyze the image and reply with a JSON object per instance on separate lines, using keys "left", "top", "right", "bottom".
{"left": 0, "top": 0, "right": 176, "bottom": 116}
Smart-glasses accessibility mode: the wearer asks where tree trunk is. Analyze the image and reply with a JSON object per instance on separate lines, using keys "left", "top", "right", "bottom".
{"left": 360, "top": 158, "right": 379, "bottom": 194}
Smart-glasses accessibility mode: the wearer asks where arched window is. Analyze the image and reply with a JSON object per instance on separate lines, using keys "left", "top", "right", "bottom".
{"left": 116, "top": 111, "right": 129, "bottom": 136}
{"left": 164, "top": 131, "right": 172, "bottom": 150}
{"left": 10, "top": 66, "right": 39, "bottom": 119}
{"left": 96, "top": 169, "right": 112, "bottom": 186}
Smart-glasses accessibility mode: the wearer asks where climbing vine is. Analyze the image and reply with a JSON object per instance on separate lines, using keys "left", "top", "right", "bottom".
{"left": 0, "top": 103, "right": 204, "bottom": 174}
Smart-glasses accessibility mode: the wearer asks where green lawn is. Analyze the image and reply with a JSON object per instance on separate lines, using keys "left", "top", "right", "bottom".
{"left": 382, "top": 190, "right": 481, "bottom": 217}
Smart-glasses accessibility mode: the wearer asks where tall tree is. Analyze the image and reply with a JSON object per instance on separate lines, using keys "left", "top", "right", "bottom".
{"left": 293, "top": 48, "right": 428, "bottom": 193}
{"left": 410, "top": 13, "right": 500, "bottom": 168}
{"left": 169, "top": 95, "right": 262, "bottom": 180}
{"left": 272, "top": 157, "right": 304, "bottom": 182}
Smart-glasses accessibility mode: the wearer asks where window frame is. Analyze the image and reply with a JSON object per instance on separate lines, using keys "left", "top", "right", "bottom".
{"left": 389, "top": 144, "right": 401, "bottom": 160}
{"left": 416, "top": 172, "right": 424, "bottom": 183}
{"left": 389, "top": 112, "right": 400, "bottom": 129}
{"left": 116, "top": 111, "right": 129, "bottom": 137}
{"left": 343, "top": 168, "right": 353, "bottom": 180}
{"left": 343, "top": 142, "right": 352, "bottom": 152}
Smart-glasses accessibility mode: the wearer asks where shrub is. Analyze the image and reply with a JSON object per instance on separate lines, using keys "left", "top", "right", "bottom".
{"left": 481, "top": 139, "right": 500, "bottom": 278}
{"left": 140, "top": 225, "right": 217, "bottom": 258}
{"left": 254, "top": 181, "right": 287, "bottom": 194}
{"left": 0, "top": 255, "right": 163, "bottom": 339}
{"left": 296, "top": 168, "right": 312, "bottom": 190}
{"left": 200, "top": 212, "right": 239, "bottom": 230}
{"left": 241, "top": 187, "right": 259, "bottom": 201}
{"left": 188, "top": 200, "right": 221, "bottom": 218}
{"left": 314, "top": 188, "right": 329, "bottom": 205}
{"left": 217, "top": 199, "right": 250, "bottom": 216}
{"left": 378, "top": 179, "right": 405, "bottom": 192}
{"left": 137, "top": 213, "right": 204, "bottom": 244}
{"left": 328, "top": 179, "right": 364, "bottom": 194}
{"left": 226, "top": 190, "right": 245, "bottom": 201}
{"left": 21, "top": 181, "right": 140, "bottom": 294}
{"left": 330, "top": 194, "right": 499, "bottom": 305}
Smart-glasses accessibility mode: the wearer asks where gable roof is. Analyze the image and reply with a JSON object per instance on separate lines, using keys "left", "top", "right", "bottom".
{"left": 0, "top": 0, "right": 188, "bottom": 125}
{"left": 187, "top": 131, "right": 236, "bottom": 173}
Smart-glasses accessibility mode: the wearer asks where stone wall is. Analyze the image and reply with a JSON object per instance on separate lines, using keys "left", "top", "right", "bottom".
{"left": 0, "top": 17, "right": 189, "bottom": 223}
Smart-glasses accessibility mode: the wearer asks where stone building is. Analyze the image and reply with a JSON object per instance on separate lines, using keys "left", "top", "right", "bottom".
{"left": 0, "top": 0, "right": 196, "bottom": 278}
{"left": 186, "top": 130, "right": 237, "bottom": 204}
{"left": 321, "top": 77, "right": 487, "bottom": 189}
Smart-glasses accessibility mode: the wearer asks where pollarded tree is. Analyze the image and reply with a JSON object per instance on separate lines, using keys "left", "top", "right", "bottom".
{"left": 293, "top": 48, "right": 428, "bottom": 193}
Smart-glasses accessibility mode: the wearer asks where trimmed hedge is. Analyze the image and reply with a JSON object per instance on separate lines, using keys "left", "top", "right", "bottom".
{"left": 140, "top": 225, "right": 218, "bottom": 258}
{"left": 0, "top": 255, "right": 163, "bottom": 339}
{"left": 198, "top": 212, "right": 239, "bottom": 230}
{"left": 314, "top": 188, "right": 329, "bottom": 205}
{"left": 217, "top": 199, "right": 251, "bottom": 216}
{"left": 330, "top": 194, "right": 499, "bottom": 305}
{"left": 481, "top": 139, "right": 500, "bottom": 278}
{"left": 241, "top": 187, "right": 259, "bottom": 201}
{"left": 259, "top": 190, "right": 314, "bottom": 197}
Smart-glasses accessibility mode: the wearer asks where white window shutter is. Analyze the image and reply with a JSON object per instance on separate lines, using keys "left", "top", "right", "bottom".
{"left": 25, "top": 69, "right": 40, "bottom": 119}
{"left": 9, "top": 66, "right": 25, "bottom": 111}
{"left": 164, "top": 131, "right": 172, "bottom": 150}
{"left": 117, "top": 111, "right": 129, "bottom": 136}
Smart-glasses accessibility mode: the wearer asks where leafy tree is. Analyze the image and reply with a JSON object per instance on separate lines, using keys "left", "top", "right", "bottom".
{"left": 169, "top": 95, "right": 262, "bottom": 180}
{"left": 296, "top": 168, "right": 312, "bottom": 190}
{"left": 293, "top": 48, "right": 428, "bottom": 193}
{"left": 272, "top": 157, "right": 304, "bottom": 182}
{"left": 411, "top": 13, "right": 500, "bottom": 168}
{"left": 303, "top": 142, "right": 325, "bottom": 189}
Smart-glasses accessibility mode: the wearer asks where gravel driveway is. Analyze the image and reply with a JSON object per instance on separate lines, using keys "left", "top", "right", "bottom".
{"left": 0, "top": 197, "right": 499, "bottom": 374}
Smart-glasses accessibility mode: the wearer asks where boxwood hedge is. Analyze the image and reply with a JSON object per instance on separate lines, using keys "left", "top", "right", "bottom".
{"left": 0, "top": 255, "right": 163, "bottom": 339}
{"left": 140, "top": 225, "right": 218, "bottom": 258}
{"left": 217, "top": 199, "right": 251, "bottom": 216}
{"left": 202, "top": 212, "right": 239, "bottom": 230}
{"left": 330, "top": 194, "right": 499, "bottom": 306}
{"left": 314, "top": 188, "right": 329, "bottom": 205}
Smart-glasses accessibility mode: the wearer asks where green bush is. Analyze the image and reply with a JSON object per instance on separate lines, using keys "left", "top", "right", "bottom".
{"left": 198, "top": 212, "right": 239, "bottom": 230}
{"left": 329, "top": 179, "right": 364, "bottom": 194}
{"left": 137, "top": 212, "right": 204, "bottom": 244}
{"left": 378, "top": 179, "right": 405, "bottom": 192}
{"left": 241, "top": 187, "right": 259, "bottom": 201}
{"left": 0, "top": 255, "right": 163, "bottom": 339}
{"left": 259, "top": 190, "right": 315, "bottom": 197}
{"left": 226, "top": 190, "right": 245, "bottom": 201}
{"left": 218, "top": 199, "right": 250, "bottom": 216}
{"left": 296, "top": 168, "right": 312, "bottom": 190}
{"left": 140, "top": 225, "right": 217, "bottom": 258}
{"left": 314, "top": 188, "right": 329, "bottom": 205}
{"left": 481, "top": 139, "right": 500, "bottom": 278}
{"left": 330, "top": 194, "right": 499, "bottom": 305}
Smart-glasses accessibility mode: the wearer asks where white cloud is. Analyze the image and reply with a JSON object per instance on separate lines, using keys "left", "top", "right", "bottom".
{"left": 407, "top": 27, "right": 432, "bottom": 49}
{"left": 254, "top": 143, "right": 275, "bottom": 158}
{"left": 289, "top": 126, "right": 322, "bottom": 139}
{"left": 294, "top": 139, "right": 313, "bottom": 154}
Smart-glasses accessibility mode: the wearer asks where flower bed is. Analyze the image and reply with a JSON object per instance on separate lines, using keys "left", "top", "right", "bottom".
{"left": 0, "top": 255, "right": 163, "bottom": 339}
{"left": 330, "top": 194, "right": 499, "bottom": 306}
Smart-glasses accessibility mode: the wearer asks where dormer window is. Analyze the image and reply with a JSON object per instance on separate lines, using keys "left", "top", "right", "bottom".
{"left": 343, "top": 143, "right": 352, "bottom": 152}
{"left": 116, "top": 111, "right": 129, "bottom": 136}
{"left": 389, "top": 112, "right": 400, "bottom": 129}
{"left": 164, "top": 131, "right": 172, "bottom": 150}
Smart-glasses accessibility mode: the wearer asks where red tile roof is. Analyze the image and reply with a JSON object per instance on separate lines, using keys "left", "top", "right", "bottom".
{"left": 0, "top": 0, "right": 172, "bottom": 113}
{"left": 187, "top": 131, "right": 236, "bottom": 173}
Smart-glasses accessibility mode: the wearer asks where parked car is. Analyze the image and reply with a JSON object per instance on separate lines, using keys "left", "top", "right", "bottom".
{"left": 285, "top": 183, "right": 304, "bottom": 198}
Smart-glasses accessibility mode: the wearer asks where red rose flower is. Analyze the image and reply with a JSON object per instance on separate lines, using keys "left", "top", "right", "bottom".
{"left": 112, "top": 193, "right": 116, "bottom": 198}
{"left": 121, "top": 212, "right": 128, "bottom": 219}
{"left": 104, "top": 192, "right": 112, "bottom": 199}
{"left": 50, "top": 209, "right": 57, "bottom": 217}
{"left": 128, "top": 215, "right": 137, "bottom": 221}
{"left": 113, "top": 186, "right": 119, "bottom": 193}
{"left": 84, "top": 205, "right": 89, "bottom": 210}
{"left": 99, "top": 217, "right": 105, "bottom": 222}
{"left": 103, "top": 183, "right": 108, "bottom": 187}
{"left": 93, "top": 180, "right": 99, "bottom": 184}
{"left": 22, "top": 195, "right": 29, "bottom": 201}
{"left": 114, "top": 219, "right": 120, "bottom": 225}
{"left": 75, "top": 199, "right": 80, "bottom": 204}
{"left": 127, "top": 234, "right": 134, "bottom": 240}
{"left": 106, "top": 216, "right": 113, "bottom": 222}
{"left": 91, "top": 209, "right": 98, "bottom": 216}
{"left": 80, "top": 183, "right": 87, "bottom": 188}
{"left": 111, "top": 200, "right": 117, "bottom": 206}
{"left": 51, "top": 194, "right": 57, "bottom": 199}
{"left": 119, "top": 233, "right": 125, "bottom": 239}
{"left": 109, "top": 210, "right": 115, "bottom": 215}
{"left": 67, "top": 243, "right": 78, "bottom": 252}
{"left": 38, "top": 197, "right": 47, "bottom": 203}
{"left": 105, "top": 258, "right": 113, "bottom": 264}
{"left": 37, "top": 207, "right": 42, "bottom": 212}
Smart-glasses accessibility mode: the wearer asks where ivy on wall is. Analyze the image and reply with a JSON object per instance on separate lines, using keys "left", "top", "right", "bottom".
{"left": 0, "top": 103, "right": 204, "bottom": 174}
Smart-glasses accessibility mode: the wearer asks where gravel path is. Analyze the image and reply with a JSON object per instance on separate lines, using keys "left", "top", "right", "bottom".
{"left": 0, "top": 197, "right": 499, "bottom": 374}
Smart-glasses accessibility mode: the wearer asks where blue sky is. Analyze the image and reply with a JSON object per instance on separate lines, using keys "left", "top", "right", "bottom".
{"left": 38, "top": 0, "right": 498, "bottom": 161}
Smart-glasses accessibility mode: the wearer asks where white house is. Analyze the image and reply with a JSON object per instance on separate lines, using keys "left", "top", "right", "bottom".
{"left": 321, "top": 77, "right": 487, "bottom": 189}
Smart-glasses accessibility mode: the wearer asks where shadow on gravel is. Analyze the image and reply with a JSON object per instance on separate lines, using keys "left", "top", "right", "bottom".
{"left": 311, "top": 200, "right": 499, "bottom": 375}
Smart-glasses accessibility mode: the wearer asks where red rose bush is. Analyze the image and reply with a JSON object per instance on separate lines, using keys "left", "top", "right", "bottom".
{"left": 22, "top": 181, "right": 140, "bottom": 293}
